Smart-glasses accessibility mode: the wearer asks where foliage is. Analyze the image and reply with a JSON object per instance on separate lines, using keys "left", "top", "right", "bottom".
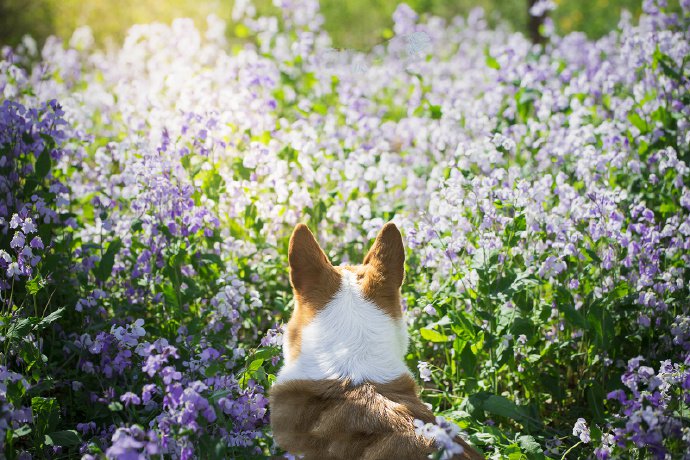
{"left": 1, "top": 0, "right": 689, "bottom": 459}
{"left": 0, "top": 0, "right": 645, "bottom": 51}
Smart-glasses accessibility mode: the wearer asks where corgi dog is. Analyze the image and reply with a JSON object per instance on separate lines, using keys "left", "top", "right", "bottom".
{"left": 270, "top": 223, "right": 483, "bottom": 460}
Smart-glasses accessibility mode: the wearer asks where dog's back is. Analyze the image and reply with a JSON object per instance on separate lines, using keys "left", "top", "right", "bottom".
{"left": 270, "top": 223, "right": 483, "bottom": 459}
{"left": 271, "top": 376, "right": 436, "bottom": 459}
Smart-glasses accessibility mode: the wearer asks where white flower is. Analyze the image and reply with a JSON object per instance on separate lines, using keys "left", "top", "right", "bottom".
{"left": 414, "top": 416, "right": 465, "bottom": 459}
{"left": 418, "top": 361, "right": 432, "bottom": 382}
{"left": 529, "top": 0, "right": 556, "bottom": 16}
{"left": 572, "top": 418, "right": 591, "bottom": 443}
{"left": 131, "top": 319, "right": 146, "bottom": 337}
{"left": 6, "top": 262, "right": 21, "bottom": 278}
{"left": 21, "top": 218, "right": 37, "bottom": 234}
{"left": 424, "top": 304, "right": 438, "bottom": 316}
{"left": 69, "top": 26, "right": 94, "bottom": 51}
{"left": 9, "top": 214, "right": 21, "bottom": 229}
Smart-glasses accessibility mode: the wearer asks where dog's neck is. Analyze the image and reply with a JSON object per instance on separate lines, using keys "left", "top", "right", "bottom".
{"left": 277, "top": 270, "right": 411, "bottom": 384}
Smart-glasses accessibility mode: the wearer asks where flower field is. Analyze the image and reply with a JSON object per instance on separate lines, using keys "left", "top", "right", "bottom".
{"left": 1, "top": 0, "right": 689, "bottom": 458}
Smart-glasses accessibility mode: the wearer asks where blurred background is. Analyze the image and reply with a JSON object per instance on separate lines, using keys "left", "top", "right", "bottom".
{"left": 0, "top": 0, "right": 644, "bottom": 50}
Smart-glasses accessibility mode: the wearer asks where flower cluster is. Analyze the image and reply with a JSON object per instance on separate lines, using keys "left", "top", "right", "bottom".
{"left": 0, "top": 0, "right": 688, "bottom": 458}
{"left": 414, "top": 416, "right": 465, "bottom": 460}
{"left": 603, "top": 357, "right": 690, "bottom": 458}
{"left": 0, "top": 366, "right": 32, "bottom": 454}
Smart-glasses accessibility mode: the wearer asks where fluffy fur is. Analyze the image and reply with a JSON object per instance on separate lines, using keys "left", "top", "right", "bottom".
{"left": 271, "top": 375, "right": 436, "bottom": 459}
{"left": 270, "top": 223, "right": 483, "bottom": 460}
{"left": 277, "top": 269, "right": 410, "bottom": 384}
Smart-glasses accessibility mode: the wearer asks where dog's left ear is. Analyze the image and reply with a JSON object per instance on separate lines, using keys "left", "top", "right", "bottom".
{"left": 363, "top": 222, "right": 405, "bottom": 289}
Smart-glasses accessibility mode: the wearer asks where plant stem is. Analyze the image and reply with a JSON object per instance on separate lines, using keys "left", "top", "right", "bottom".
{"left": 560, "top": 440, "right": 583, "bottom": 460}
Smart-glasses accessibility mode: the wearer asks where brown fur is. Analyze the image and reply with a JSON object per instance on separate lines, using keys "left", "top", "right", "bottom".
{"left": 360, "top": 222, "right": 406, "bottom": 319}
{"left": 286, "top": 224, "right": 342, "bottom": 362}
{"left": 274, "top": 223, "right": 484, "bottom": 459}
{"left": 270, "top": 375, "right": 482, "bottom": 460}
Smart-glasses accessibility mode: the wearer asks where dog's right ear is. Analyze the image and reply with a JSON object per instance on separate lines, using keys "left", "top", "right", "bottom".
{"left": 288, "top": 224, "right": 340, "bottom": 298}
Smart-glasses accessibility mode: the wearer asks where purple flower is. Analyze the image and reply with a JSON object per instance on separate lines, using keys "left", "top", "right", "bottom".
{"left": 392, "top": 3, "right": 418, "bottom": 35}
{"left": 141, "top": 384, "right": 158, "bottom": 404}
{"left": 10, "top": 231, "right": 25, "bottom": 249}
{"left": 160, "top": 366, "right": 182, "bottom": 385}
{"left": 199, "top": 347, "right": 220, "bottom": 362}
{"left": 6, "top": 262, "right": 20, "bottom": 278}
{"left": 21, "top": 218, "right": 37, "bottom": 234}
{"left": 424, "top": 304, "right": 438, "bottom": 316}
{"left": 105, "top": 427, "right": 159, "bottom": 460}
{"left": 9, "top": 214, "right": 21, "bottom": 229}
{"left": 29, "top": 236, "right": 44, "bottom": 249}
{"left": 538, "top": 256, "right": 566, "bottom": 279}
{"left": 529, "top": 0, "right": 556, "bottom": 16}
{"left": 120, "top": 392, "right": 142, "bottom": 407}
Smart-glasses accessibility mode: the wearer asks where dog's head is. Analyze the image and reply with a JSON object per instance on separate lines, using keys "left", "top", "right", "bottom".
{"left": 278, "top": 222, "right": 410, "bottom": 384}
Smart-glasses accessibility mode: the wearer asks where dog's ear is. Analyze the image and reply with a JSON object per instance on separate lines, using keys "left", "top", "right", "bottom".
{"left": 288, "top": 224, "right": 340, "bottom": 300}
{"left": 363, "top": 222, "right": 405, "bottom": 291}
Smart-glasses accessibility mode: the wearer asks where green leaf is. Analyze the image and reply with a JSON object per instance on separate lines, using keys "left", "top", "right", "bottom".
{"left": 465, "top": 391, "right": 491, "bottom": 420}
{"left": 204, "top": 362, "right": 223, "bottom": 378}
{"left": 45, "top": 430, "right": 82, "bottom": 447}
{"left": 233, "top": 158, "right": 253, "bottom": 180}
{"left": 460, "top": 343, "right": 477, "bottom": 376}
{"left": 512, "top": 213, "right": 526, "bottom": 232}
{"left": 252, "top": 347, "right": 281, "bottom": 361}
{"left": 94, "top": 237, "right": 122, "bottom": 282}
{"left": 451, "top": 313, "right": 476, "bottom": 340}
{"left": 131, "top": 219, "right": 143, "bottom": 232}
{"left": 209, "top": 389, "right": 232, "bottom": 402}
{"left": 37, "top": 307, "right": 65, "bottom": 329}
{"left": 485, "top": 48, "right": 501, "bottom": 70}
{"left": 12, "top": 424, "right": 32, "bottom": 439}
{"left": 240, "top": 358, "right": 265, "bottom": 386}
{"left": 35, "top": 148, "right": 52, "bottom": 178}
{"left": 496, "top": 303, "right": 518, "bottom": 334}
{"left": 278, "top": 146, "right": 299, "bottom": 163}
{"left": 586, "top": 381, "right": 606, "bottom": 422}
{"left": 108, "top": 401, "right": 123, "bottom": 412}
{"left": 653, "top": 48, "right": 681, "bottom": 79}
{"left": 483, "top": 395, "right": 528, "bottom": 425}
{"left": 7, "top": 317, "right": 36, "bottom": 339}
{"left": 162, "top": 284, "right": 180, "bottom": 308}
{"left": 19, "top": 339, "right": 43, "bottom": 376}
{"left": 198, "top": 253, "right": 223, "bottom": 266}
{"left": 557, "top": 289, "right": 589, "bottom": 330}
{"left": 560, "top": 303, "right": 589, "bottom": 330}
{"left": 588, "top": 301, "right": 613, "bottom": 351}
{"left": 26, "top": 274, "right": 45, "bottom": 295}
{"left": 32, "top": 397, "right": 59, "bottom": 438}
{"left": 245, "top": 358, "right": 264, "bottom": 374}
{"left": 518, "top": 435, "right": 545, "bottom": 459}
{"left": 628, "top": 112, "right": 647, "bottom": 132}
{"left": 201, "top": 170, "right": 224, "bottom": 201}
{"left": 234, "top": 23, "right": 249, "bottom": 38}
{"left": 469, "top": 431, "right": 497, "bottom": 445}
{"left": 429, "top": 103, "right": 442, "bottom": 120}
{"left": 420, "top": 327, "right": 448, "bottom": 343}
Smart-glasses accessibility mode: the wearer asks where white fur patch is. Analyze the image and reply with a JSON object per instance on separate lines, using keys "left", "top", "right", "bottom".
{"left": 277, "top": 270, "right": 411, "bottom": 384}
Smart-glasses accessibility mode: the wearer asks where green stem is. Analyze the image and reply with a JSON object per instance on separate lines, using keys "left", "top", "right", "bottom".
{"left": 560, "top": 440, "right": 583, "bottom": 460}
